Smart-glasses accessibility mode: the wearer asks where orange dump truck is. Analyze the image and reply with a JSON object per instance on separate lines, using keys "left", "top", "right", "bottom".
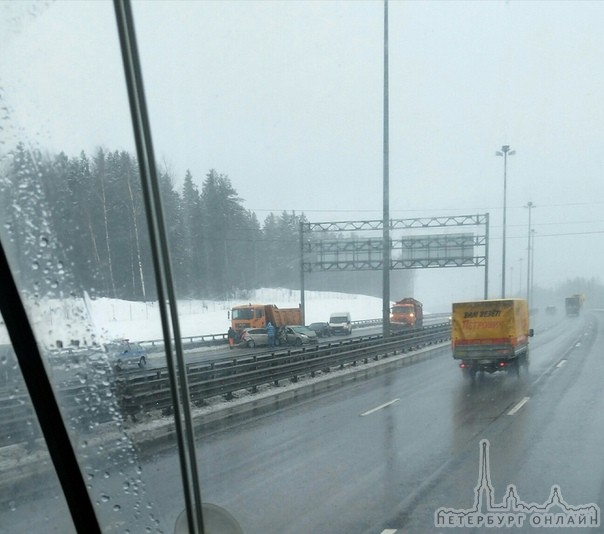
{"left": 451, "top": 299, "right": 534, "bottom": 379}
{"left": 230, "top": 303, "right": 302, "bottom": 334}
{"left": 390, "top": 298, "right": 423, "bottom": 328}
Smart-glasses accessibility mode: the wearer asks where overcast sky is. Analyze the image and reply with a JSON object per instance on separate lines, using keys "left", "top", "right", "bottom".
{"left": 2, "top": 0, "right": 604, "bottom": 306}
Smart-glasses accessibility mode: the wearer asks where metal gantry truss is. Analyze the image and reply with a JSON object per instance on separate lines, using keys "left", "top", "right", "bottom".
{"left": 305, "top": 213, "right": 487, "bottom": 232}
{"left": 301, "top": 214, "right": 489, "bottom": 273}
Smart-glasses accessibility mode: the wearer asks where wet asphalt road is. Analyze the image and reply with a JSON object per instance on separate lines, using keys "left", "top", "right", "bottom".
{"left": 137, "top": 311, "right": 602, "bottom": 533}
{"left": 3, "top": 312, "right": 601, "bottom": 533}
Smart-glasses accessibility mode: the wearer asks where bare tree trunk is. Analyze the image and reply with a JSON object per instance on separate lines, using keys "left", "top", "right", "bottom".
{"left": 86, "top": 215, "right": 101, "bottom": 267}
{"left": 98, "top": 163, "right": 117, "bottom": 298}
{"left": 127, "top": 166, "right": 146, "bottom": 300}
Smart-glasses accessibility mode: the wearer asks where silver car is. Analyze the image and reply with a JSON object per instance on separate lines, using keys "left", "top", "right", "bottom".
{"left": 239, "top": 327, "right": 278, "bottom": 348}
{"left": 284, "top": 325, "right": 319, "bottom": 346}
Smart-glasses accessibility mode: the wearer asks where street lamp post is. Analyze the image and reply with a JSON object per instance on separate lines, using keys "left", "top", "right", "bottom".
{"left": 382, "top": 0, "right": 391, "bottom": 338}
{"left": 496, "top": 145, "right": 516, "bottom": 298}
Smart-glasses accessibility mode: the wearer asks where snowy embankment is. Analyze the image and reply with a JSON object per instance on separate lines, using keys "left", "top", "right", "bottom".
{"left": 88, "top": 288, "right": 384, "bottom": 342}
{"left": 2, "top": 288, "right": 386, "bottom": 346}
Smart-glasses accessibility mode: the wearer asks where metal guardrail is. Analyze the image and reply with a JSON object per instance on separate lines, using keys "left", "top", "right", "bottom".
{"left": 137, "top": 318, "right": 385, "bottom": 353}
{"left": 136, "top": 315, "right": 449, "bottom": 353}
{"left": 115, "top": 323, "right": 450, "bottom": 419}
{"left": 0, "top": 321, "right": 451, "bottom": 446}
{"left": 140, "top": 333, "right": 228, "bottom": 353}
{"left": 0, "top": 374, "right": 115, "bottom": 449}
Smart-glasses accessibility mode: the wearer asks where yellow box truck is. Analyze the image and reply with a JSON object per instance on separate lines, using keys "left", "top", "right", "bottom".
{"left": 451, "top": 298, "right": 534, "bottom": 379}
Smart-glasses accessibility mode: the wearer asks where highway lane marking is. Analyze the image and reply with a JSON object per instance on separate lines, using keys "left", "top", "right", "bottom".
{"left": 507, "top": 396, "right": 530, "bottom": 416}
{"left": 381, "top": 530, "right": 398, "bottom": 534}
{"left": 361, "top": 398, "right": 400, "bottom": 416}
{"left": 532, "top": 327, "right": 588, "bottom": 388}
{"left": 557, "top": 359, "right": 567, "bottom": 368}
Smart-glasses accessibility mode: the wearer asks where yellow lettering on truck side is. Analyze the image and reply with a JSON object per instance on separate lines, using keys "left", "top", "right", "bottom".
{"left": 452, "top": 299, "right": 529, "bottom": 347}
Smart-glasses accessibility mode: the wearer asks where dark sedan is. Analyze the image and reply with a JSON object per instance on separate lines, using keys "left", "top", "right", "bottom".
{"left": 307, "top": 322, "right": 332, "bottom": 338}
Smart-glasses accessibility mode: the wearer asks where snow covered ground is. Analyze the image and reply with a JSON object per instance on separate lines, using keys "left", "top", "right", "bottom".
{"left": 2, "top": 288, "right": 386, "bottom": 347}
{"left": 87, "top": 288, "right": 384, "bottom": 342}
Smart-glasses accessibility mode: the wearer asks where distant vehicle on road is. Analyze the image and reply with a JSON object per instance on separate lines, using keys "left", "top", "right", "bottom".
{"left": 239, "top": 326, "right": 317, "bottom": 347}
{"left": 239, "top": 327, "right": 274, "bottom": 348}
{"left": 307, "top": 322, "right": 331, "bottom": 337}
{"left": 565, "top": 294, "right": 584, "bottom": 316}
{"left": 329, "top": 312, "right": 352, "bottom": 335}
{"left": 391, "top": 298, "right": 423, "bottom": 328}
{"left": 284, "top": 325, "right": 319, "bottom": 346}
{"left": 105, "top": 339, "right": 147, "bottom": 371}
{"left": 230, "top": 303, "right": 301, "bottom": 334}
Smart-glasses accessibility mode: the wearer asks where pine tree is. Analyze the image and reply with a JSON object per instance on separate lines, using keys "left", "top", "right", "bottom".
{"left": 157, "top": 167, "right": 183, "bottom": 302}
{"left": 180, "top": 169, "right": 205, "bottom": 296}
{"left": 200, "top": 169, "right": 247, "bottom": 297}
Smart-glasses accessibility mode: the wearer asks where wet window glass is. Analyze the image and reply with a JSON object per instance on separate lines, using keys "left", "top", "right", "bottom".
{"left": 0, "top": 1, "right": 184, "bottom": 531}
{"left": 0, "top": 335, "right": 77, "bottom": 532}
{"left": 2, "top": 1, "right": 604, "bottom": 533}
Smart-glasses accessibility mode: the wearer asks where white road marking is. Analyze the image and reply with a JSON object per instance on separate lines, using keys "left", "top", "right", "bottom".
{"left": 361, "top": 398, "right": 400, "bottom": 417}
{"left": 507, "top": 396, "right": 530, "bottom": 416}
{"left": 557, "top": 359, "right": 567, "bottom": 368}
{"left": 381, "top": 530, "right": 398, "bottom": 534}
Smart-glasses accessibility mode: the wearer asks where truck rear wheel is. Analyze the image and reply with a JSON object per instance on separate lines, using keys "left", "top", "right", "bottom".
{"left": 509, "top": 356, "right": 526, "bottom": 378}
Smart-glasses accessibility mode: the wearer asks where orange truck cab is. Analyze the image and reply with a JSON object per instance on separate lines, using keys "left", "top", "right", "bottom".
{"left": 390, "top": 298, "right": 423, "bottom": 328}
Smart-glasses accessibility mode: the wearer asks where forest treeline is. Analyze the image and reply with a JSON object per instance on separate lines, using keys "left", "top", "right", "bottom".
{"left": 1, "top": 144, "right": 311, "bottom": 301}
{"left": 2, "top": 144, "right": 598, "bottom": 307}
